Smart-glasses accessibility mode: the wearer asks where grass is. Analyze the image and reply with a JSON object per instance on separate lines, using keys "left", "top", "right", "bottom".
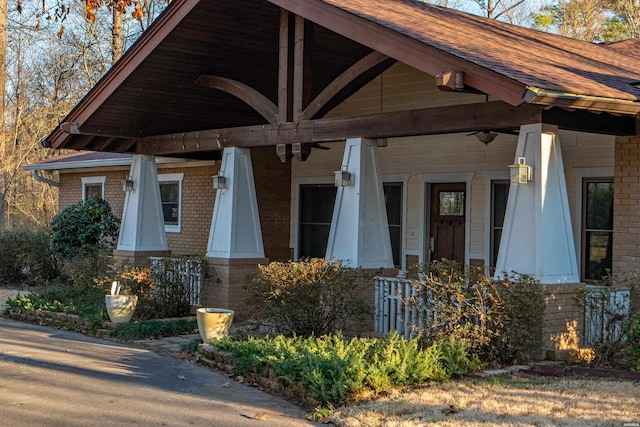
{"left": 325, "top": 374, "right": 640, "bottom": 426}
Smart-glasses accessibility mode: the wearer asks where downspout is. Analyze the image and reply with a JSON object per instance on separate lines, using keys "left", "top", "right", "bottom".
{"left": 31, "top": 170, "right": 59, "bottom": 187}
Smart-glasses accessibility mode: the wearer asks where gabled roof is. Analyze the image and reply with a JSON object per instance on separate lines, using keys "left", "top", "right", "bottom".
{"left": 45, "top": 0, "right": 640, "bottom": 154}
{"left": 607, "top": 39, "right": 640, "bottom": 59}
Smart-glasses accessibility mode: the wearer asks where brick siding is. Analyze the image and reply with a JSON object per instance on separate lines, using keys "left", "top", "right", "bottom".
{"left": 614, "top": 135, "right": 640, "bottom": 312}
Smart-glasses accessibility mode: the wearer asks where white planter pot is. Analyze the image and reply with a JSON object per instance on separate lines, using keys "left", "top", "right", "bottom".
{"left": 196, "top": 308, "right": 234, "bottom": 341}
{"left": 105, "top": 295, "right": 138, "bottom": 324}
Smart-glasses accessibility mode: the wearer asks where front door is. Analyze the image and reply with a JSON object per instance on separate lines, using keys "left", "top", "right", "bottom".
{"left": 429, "top": 183, "right": 465, "bottom": 263}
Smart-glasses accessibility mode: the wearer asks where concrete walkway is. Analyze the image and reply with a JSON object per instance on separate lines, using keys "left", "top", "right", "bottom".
{"left": 0, "top": 317, "right": 316, "bottom": 426}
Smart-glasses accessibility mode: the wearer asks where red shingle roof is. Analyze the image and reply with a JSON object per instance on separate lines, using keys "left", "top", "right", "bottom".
{"left": 323, "top": 0, "right": 640, "bottom": 101}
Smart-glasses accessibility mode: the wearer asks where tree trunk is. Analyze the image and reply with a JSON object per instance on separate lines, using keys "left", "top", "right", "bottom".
{"left": 112, "top": 7, "right": 123, "bottom": 63}
{"left": 0, "top": 0, "right": 8, "bottom": 230}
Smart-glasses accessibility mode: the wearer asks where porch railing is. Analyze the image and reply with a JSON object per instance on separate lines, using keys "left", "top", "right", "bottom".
{"left": 149, "top": 256, "right": 204, "bottom": 306}
{"left": 374, "top": 275, "right": 426, "bottom": 338}
{"left": 583, "top": 286, "right": 630, "bottom": 347}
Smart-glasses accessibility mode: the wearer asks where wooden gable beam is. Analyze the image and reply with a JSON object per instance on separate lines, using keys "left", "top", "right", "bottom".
{"left": 269, "top": 0, "right": 527, "bottom": 106}
{"left": 195, "top": 75, "right": 279, "bottom": 124}
{"left": 137, "top": 101, "right": 543, "bottom": 156}
{"left": 301, "top": 51, "right": 395, "bottom": 120}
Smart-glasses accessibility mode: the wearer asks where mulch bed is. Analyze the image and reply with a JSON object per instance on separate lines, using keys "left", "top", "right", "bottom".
{"left": 530, "top": 363, "right": 640, "bottom": 381}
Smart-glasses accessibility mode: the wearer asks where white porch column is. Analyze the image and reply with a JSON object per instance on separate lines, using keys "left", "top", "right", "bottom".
{"left": 495, "top": 123, "right": 579, "bottom": 284}
{"left": 206, "top": 147, "right": 265, "bottom": 258}
{"left": 116, "top": 154, "right": 168, "bottom": 252}
{"left": 325, "top": 138, "right": 394, "bottom": 269}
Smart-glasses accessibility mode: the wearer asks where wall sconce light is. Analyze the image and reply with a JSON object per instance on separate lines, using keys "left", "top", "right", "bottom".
{"left": 122, "top": 177, "right": 135, "bottom": 192}
{"left": 509, "top": 157, "right": 532, "bottom": 184}
{"left": 377, "top": 138, "right": 388, "bottom": 148}
{"left": 212, "top": 174, "right": 227, "bottom": 189}
{"left": 334, "top": 168, "right": 353, "bottom": 187}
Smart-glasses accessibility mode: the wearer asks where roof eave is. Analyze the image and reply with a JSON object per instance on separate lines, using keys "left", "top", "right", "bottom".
{"left": 524, "top": 87, "right": 640, "bottom": 116}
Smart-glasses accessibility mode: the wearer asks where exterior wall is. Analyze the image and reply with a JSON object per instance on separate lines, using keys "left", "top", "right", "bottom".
{"left": 58, "top": 162, "right": 218, "bottom": 256}
{"left": 59, "top": 169, "right": 127, "bottom": 217}
{"left": 614, "top": 135, "right": 640, "bottom": 312}
{"left": 252, "top": 146, "right": 292, "bottom": 261}
{"left": 159, "top": 164, "right": 217, "bottom": 256}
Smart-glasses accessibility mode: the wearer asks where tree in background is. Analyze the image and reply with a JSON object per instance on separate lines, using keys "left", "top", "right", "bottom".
{"left": 532, "top": 0, "right": 639, "bottom": 41}
{"left": 0, "top": 0, "right": 169, "bottom": 230}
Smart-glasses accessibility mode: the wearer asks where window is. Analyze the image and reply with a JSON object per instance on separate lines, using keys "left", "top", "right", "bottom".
{"left": 384, "top": 183, "right": 403, "bottom": 267}
{"left": 299, "top": 184, "right": 337, "bottom": 258}
{"left": 298, "top": 182, "right": 403, "bottom": 266}
{"left": 490, "top": 180, "right": 510, "bottom": 269}
{"left": 583, "top": 179, "right": 613, "bottom": 281}
{"left": 158, "top": 173, "right": 183, "bottom": 233}
{"left": 81, "top": 176, "right": 105, "bottom": 201}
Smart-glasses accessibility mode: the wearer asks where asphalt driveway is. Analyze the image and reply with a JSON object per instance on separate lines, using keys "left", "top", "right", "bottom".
{"left": 0, "top": 318, "right": 315, "bottom": 426}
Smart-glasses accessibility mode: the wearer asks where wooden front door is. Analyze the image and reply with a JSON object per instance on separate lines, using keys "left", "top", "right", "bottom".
{"left": 429, "top": 183, "right": 466, "bottom": 263}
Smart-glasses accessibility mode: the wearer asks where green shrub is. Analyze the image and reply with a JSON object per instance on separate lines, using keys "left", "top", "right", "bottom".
{"left": 0, "top": 229, "right": 59, "bottom": 285}
{"left": 407, "top": 260, "right": 545, "bottom": 364}
{"left": 213, "top": 332, "right": 479, "bottom": 404}
{"left": 50, "top": 198, "right": 120, "bottom": 262}
{"left": 6, "top": 282, "right": 106, "bottom": 326}
{"left": 111, "top": 319, "right": 198, "bottom": 341}
{"left": 625, "top": 315, "right": 640, "bottom": 371}
{"left": 243, "top": 258, "right": 373, "bottom": 336}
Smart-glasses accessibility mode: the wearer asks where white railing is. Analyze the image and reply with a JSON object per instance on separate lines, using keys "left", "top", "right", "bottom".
{"left": 149, "top": 256, "right": 204, "bottom": 306}
{"left": 374, "top": 275, "right": 426, "bottom": 338}
{"left": 584, "top": 286, "right": 630, "bottom": 347}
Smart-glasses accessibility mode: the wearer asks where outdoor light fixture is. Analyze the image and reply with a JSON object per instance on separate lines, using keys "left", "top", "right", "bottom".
{"left": 377, "top": 138, "right": 388, "bottom": 148}
{"left": 475, "top": 131, "right": 498, "bottom": 145}
{"left": 122, "top": 177, "right": 135, "bottom": 192}
{"left": 509, "top": 157, "right": 532, "bottom": 184}
{"left": 334, "top": 168, "right": 353, "bottom": 187}
{"left": 212, "top": 174, "right": 227, "bottom": 189}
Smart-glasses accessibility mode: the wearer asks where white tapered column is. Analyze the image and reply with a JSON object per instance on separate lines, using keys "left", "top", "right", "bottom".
{"left": 326, "top": 138, "right": 394, "bottom": 269}
{"left": 495, "top": 123, "right": 579, "bottom": 284}
{"left": 116, "top": 154, "right": 168, "bottom": 252}
{"left": 206, "top": 147, "right": 265, "bottom": 258}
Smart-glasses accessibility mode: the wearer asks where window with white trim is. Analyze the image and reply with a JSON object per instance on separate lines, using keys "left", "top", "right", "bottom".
{"left": 158, "top": 173, "right": 183, "bottom": 233}
{"left": 81, "top": 176, "right": 105, "bottom": 201}
{"left": 490, "top": 180, "right": 510, "bottom": 269}
{"left": 582, "top": 178, "right": 613, "bottom": 281}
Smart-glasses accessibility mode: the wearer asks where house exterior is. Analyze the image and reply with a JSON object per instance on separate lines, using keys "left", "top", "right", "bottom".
{"left": 31, "top": 0, "right": 640, "bottom": 350}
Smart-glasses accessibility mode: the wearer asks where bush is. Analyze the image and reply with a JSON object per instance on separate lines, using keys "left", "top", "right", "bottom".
{"left": 50, "top": 198, "right": 120, "bottom": 262}
{"left": 407, "top": 260, "right": 545, "bottom": 364}
{"left": 111, "top": 318, "right": 198, "bottom": 341}
{"left": 0, "top": 229, "right": 59, "bottom": 285}
{"left": 96, "top": 258, "right": 197, "bottom": 320}
{"left": 243, "top": 258, "right": 372, "bottom": 336}
{"left": 213, "top": 332, "right": 479, "bottom": 404}
{"left": 6, "top": 282, "right": 107, "bottom": 326}
{"left": 626, "top": 314, "right": 640, "bottom": 371}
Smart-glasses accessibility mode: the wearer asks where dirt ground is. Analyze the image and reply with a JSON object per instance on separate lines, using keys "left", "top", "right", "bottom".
{"left": 327, "top": 374, "right": 640, "bottom": 426}
{"left": 0, "top": 286, "right": 23, "bottom": 313}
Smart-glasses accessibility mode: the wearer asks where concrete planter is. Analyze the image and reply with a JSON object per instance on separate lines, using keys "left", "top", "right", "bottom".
{"left": 196, "top": 308, "right": 234, "bottom": 341}
{"left": 105, "top": 295, "right": 138, "bottom": 324}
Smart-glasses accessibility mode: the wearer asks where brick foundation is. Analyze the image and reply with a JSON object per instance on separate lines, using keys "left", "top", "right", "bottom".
{"left": 201, "top": 257, "right": 269, "bottom": 318}
{"left": 542, "top": 283, "right": 584, "bottom": 351}
{"left": 113, "top": 249, "right": 172, "bottom": 265}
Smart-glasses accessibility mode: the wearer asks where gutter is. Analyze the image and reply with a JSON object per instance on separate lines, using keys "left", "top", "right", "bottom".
{"left": 524, "top": 87, "right": 640, "bottom": 116}
{"left": 31, "top": 170, "right": 59, "bottom": 187}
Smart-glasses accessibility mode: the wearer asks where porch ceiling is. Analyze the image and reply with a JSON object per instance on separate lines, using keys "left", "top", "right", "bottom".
{"left": 44, "top": 0, "right": 640, "bottom": 158}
